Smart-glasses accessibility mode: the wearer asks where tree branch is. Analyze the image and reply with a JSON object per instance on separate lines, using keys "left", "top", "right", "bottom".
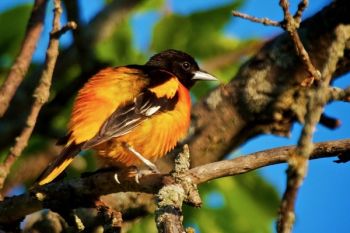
{"left": 1, "top": 1, "right": 349, "bottom": 172}
{"left": 234, "top": 1, "right": 350, "bottom": 232}
{"left": 328, "top": 86, "right": 350, "bottom": 102}
{"left": 319, "top": 113, "right": 341, "bottom": 129}
{"left": 0, "top": 0, "right": 144, "bottom": 151}
{"left": 0, "top": 0, "right": 76, "bottom": 197}
{"left": 232, "top": 11, "right": 280, "bottom": 26}
{"left": 0, "top": 139, "right": 349, "bottom": 225}
{"left": 279, "top": 0, "right": 320, "bottom": 86}
{"left": 182, "top": 0, "right": 350, "bottom": 170}
{"left": 293, "top": 0, "right": 308, "bottom": 24}
{"left": 278, "top": 23, "right": 350, "bottom": 233}
{"left": 155, "top": 146, "right": 192, "bottom": 233}
{"left": 0, "top": 0, "right": 48, "bottom": 117}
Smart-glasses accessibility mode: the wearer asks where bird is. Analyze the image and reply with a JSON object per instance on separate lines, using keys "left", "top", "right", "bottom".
{"left": 37, "top": 49, "right": 217, "bottom": 185}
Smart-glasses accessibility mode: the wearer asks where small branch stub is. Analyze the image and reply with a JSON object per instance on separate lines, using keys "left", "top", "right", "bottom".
{"left": 51, "top": 21, "right": 77, "bottom": 38}
{"left": 328, "top": 86, "right": 350, "bottom": 102}
{"left": 95, "top": 200, "right": 122, "bottom": 233}
{"left": 155, "top": 184, "right": 186, "bottom": 233}
{"left": 173, "top": 145, "right": 201, "bottom": 207}
{"left": 155, "top": 145, "right": 201, "bottom": 233}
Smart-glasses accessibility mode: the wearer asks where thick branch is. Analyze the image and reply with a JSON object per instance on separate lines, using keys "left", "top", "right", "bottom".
{"left": 183, "top": 0, "right": 350, "bottom": 170}
{"left": 0, "top": 139, "right": 348, "bottom": 224}
{"left": 155, "top": 147, "right": 187, "bottom": 233}
{"left": 0, "top": 0, "right": 47, "bottom": 117}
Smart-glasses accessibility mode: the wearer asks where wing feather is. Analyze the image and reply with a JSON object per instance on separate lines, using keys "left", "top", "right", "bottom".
{"left": 82, "top": 90, "right": 178, "bottom": 149}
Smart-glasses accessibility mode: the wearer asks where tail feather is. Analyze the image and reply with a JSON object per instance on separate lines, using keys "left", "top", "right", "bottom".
{"left": 37, "top": 143, "right": 81, "bottom": 185}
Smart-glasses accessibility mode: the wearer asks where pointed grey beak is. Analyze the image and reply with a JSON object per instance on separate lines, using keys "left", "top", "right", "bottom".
{"left": 192, "top": 70, "right": 218, "bottom": 81}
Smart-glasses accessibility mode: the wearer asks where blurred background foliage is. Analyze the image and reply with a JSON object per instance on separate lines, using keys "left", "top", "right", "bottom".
{"left": 0, "top": 0, "right": 279, "bottom": 232}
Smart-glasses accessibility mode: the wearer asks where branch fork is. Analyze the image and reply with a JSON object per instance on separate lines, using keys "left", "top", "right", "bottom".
{"left": 155, "top": 145, "right": 201, "bottom": 233}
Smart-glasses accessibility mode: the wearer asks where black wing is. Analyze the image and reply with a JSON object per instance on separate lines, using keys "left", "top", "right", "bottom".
{"left": 82, "top": 90, "right": 178, "bottom": 150}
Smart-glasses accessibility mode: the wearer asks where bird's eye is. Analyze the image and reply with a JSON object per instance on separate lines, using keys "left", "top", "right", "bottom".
{"left": 182, "top": 62, "right": 191, "bottom": 70}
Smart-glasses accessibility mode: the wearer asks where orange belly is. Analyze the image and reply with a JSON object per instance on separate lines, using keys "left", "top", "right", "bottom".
{"left": 94, "top": 84, "right": 191, "bottom": 166}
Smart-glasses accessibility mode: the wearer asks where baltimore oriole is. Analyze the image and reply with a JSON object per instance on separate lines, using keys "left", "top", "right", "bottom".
{"left": 37, "top": 49, "right": 217, "bottom": 185}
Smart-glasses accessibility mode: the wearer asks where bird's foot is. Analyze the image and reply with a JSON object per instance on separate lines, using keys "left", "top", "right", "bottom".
{"left": 124, "top": 166, "right": 160, "bottom": 184}
{"left": 124, "top": 144, "right": 160, "bottom": 173}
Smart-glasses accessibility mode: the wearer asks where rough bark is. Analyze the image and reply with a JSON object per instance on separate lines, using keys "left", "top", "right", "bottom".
{"left": 185, "top": 0, "right": 350, "bottom": 167}
{"left": 0, "top": 139, "right": 348, "bottom": 224}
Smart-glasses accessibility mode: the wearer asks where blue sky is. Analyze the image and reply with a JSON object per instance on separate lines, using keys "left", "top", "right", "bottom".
{"left": 228, "top": 1, "right": 350, "bottom": 232}
{"left": 1, "top": 0, "right": 349, "bottom": 232}
{"left": 227, "top": 1, "right": 350, "bottom": 232}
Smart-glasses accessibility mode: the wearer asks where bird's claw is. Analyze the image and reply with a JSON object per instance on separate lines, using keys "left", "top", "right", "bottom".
{"left": 148, "top": 164, "right": 160, "bottom": 174}
{"left": 114, "top": 173, "right": 120, "bottom": 184}
{"left": 114, "top": 165, "right": 160, "bottom": 185}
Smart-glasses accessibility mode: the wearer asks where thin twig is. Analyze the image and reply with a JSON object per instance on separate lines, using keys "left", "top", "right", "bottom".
{"left": 51, "top": 21, "right": 77, "bottom": 38}
{"left": 277, "top": 24, "right": 350, "bottom": 233}
{"left": 275, "top": 4, "right": 350, "bottom": 230}
{"left": 0, "top": 0, "right": 76, "bottom": 197}
{"left": 279, "top": 0, "right": 320, "bottom": 86}
{"left": 0, "top": 139, "right": 349, "bottom": 224}
{"left": 293, "top": 0, "right": 308, "bottom": 24}
{"left": 0, "top": 0, "right": 48, "bottom": 117}
{"left": 232, "top": 0, "right": 320, "bottom": 86}
{"left": 232, "top": 11, "right": 280, "bottom": 26}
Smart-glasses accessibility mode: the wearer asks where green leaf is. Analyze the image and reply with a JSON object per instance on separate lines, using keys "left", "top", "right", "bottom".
{"left": 128, "top": 214, "right": 157, "bottom": 233}
{"left": 136, "top": 0, "right": 165, "bottom": 12}
{"left": 184, "top": 173, "right": 279, "bottom": 233}
{"left": 151, "top": 0, "right": 244, "bottom": 59}
{"left": 94, "top": 18, "right": 146, "bottom": 65}
{"left": 128, "top": 173, "right": 279, "bottom": 233}
{"left": 0, "top": 5, "right": 32, "bottom": 68}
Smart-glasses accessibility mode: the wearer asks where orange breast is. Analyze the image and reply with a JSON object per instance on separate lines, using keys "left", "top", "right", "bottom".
{"left": 96, "top": 83, "right": 191, "bottom": 166}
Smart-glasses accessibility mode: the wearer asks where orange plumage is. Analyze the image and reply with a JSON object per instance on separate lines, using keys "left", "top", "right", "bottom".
{"left": 72, "top": 67, "right": 191, "bottom": 166}
{"left": 68, "top": 67, "right": 150, "bottom": 144}
{"left": 37, "top": 49, "right": 216, "bottom": 185}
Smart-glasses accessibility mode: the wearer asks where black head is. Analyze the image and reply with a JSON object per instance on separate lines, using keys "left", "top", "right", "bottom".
{"left": 145, "top": 49, "right": 217, "bottom": 88}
